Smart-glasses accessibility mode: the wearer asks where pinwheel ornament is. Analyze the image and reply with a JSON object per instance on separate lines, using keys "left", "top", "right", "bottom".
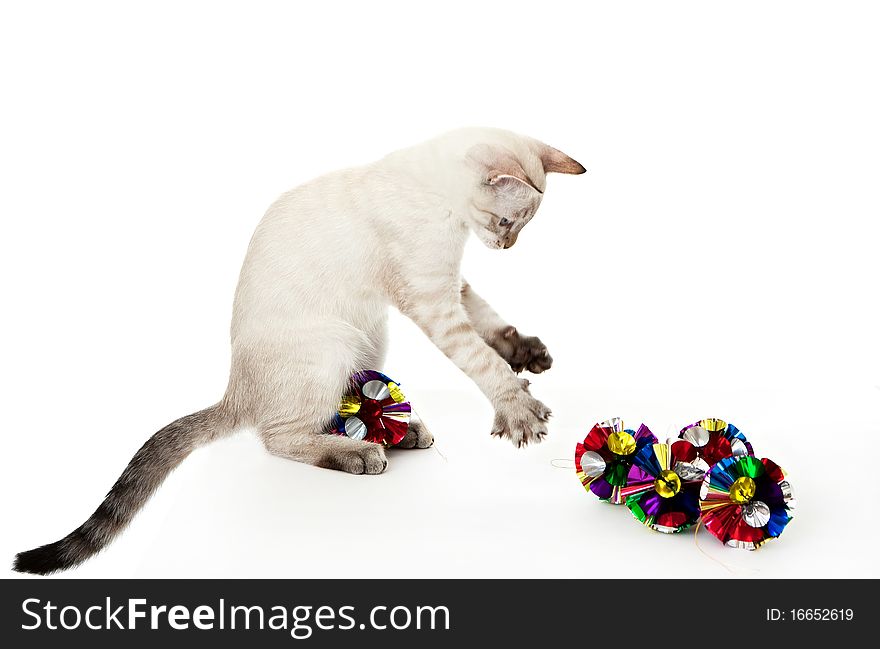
{"left": 679, "top": 418, "right": 754, "bottom": 466}
{"left": 575, "top": 418, "right": 658, "bottom": 503}
{"left": 700, "top": 455, "right": 796, "bottom": 550}
{"left": 620, "top": 440, "right": 709, "bottom": 533}
{"left": 333, "top": 370, "right": 411, "bottom": 446}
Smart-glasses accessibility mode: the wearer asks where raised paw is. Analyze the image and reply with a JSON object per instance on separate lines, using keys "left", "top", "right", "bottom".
{"left": 317, "top": 443, "right": 388, "bottom": 475}
{"left": 489, "top": 326, "right": 553, "bottom": 374}
{"left": 491, "top": 390, "right": 551, "bottom": 448}
{"left": 396, "top": 419, "right": 435, "bottom": 449}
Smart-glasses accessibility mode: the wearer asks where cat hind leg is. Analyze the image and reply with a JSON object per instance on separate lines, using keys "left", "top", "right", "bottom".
{"left": 237, "top": 325, "right": 391, "bottom": 475}
{"left": 261, "top": 425, "right": 388, "bottom": 475}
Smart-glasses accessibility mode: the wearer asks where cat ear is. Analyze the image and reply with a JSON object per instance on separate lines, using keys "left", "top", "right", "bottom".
{"left": 487, "top": 170, "right": 541, "bottom": 194}
{"left": 538, "top": 145, "right": 587, "bottom": 175}
{"left": 469, "top": 144, "right": 541, "bottom": 193}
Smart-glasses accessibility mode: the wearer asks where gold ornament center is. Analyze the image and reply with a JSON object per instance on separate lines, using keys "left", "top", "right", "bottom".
{"left": 607, "top": 431, "right": 636, "bottom": 456}
{"left": 730, "top": 476, "right": 757, "bottom": 504}
{"left": 654, "top": 469, "right": 681, "bottom": 498}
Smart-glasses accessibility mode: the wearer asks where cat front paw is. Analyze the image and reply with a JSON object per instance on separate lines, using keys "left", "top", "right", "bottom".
{"left": 491, "top": 390, "right": 551, "bottom": 448}
{"left": 490, "top": 326, "right": 553, "bottom": 374}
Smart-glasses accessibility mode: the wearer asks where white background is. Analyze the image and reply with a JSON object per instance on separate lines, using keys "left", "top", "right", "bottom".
{"left": 2, "top": 1, "right": 878, "bottom": 579}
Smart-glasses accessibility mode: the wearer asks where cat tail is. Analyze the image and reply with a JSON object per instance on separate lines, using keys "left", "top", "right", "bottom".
{"left": 13, "top": 403, "right": 233, "bottom": 575}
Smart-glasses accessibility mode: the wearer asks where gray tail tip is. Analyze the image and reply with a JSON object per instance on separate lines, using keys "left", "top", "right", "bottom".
{"left": 13, "top": 541, "right": 74, "bottom": 575}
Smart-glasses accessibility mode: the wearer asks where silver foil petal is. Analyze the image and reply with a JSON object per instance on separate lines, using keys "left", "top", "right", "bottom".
{"left": 742, "top": 500, "right": 771, "bottom": 528}
{"left": 579, "top": 451, "right": 606, "bottom": 478}
{"left": 730, "top": 438, "right": 748, "bottom": 456}
{"left": 598, "top": 417, "right": 624, "bottom": 433}
{"left": 682, "top": 425, "right": 710, "bottom": 448}
{"left": 344, "top": 416, "right": 368, "bottom": 440}
{"left": 361, "top": 380, "right": 391, "bottom": 401}
{"left": 673, "top": 460, "right": 707, "bottom": 482}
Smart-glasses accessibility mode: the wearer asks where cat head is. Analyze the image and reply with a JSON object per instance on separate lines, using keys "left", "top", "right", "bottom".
{"left": 465, "top": 136, "right": 585, "bottom": 249}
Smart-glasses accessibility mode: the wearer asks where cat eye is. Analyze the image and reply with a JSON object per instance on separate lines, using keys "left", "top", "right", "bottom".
{"left": 498, "top": 217, "right": 511, "bottom": 226}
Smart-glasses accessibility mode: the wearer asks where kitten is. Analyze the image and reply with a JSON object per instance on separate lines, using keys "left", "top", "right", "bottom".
{"left": 14, "top": 128, "right": 585, "bottom": 574}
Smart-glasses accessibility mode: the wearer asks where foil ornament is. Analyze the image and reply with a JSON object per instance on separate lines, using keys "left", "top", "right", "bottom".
{"left": 575, "top": 418, "right": 658, "bottom": 504}
{"left": 332, "top": 370, "right": 411, "bottom": 446}
{"left": 620, "top": 440, "right": 709, "bottom": 533}
{"left": 700, "top": 455, "right": 796, "bottom": 550}
{"left": 678, "top": 418, "right": 754, "bottom": 467}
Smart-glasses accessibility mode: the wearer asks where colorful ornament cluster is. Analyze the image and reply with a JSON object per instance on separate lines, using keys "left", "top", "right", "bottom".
{"left": 575, "top": 417, "right": 796, "bottom": 550}
{"left": 332, "top": 370, "right": 411, "bottom": 446}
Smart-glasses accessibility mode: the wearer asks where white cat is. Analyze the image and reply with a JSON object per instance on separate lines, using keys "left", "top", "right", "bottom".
{"left": 14, "top": 128, "right": 585, "bottom": 574}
